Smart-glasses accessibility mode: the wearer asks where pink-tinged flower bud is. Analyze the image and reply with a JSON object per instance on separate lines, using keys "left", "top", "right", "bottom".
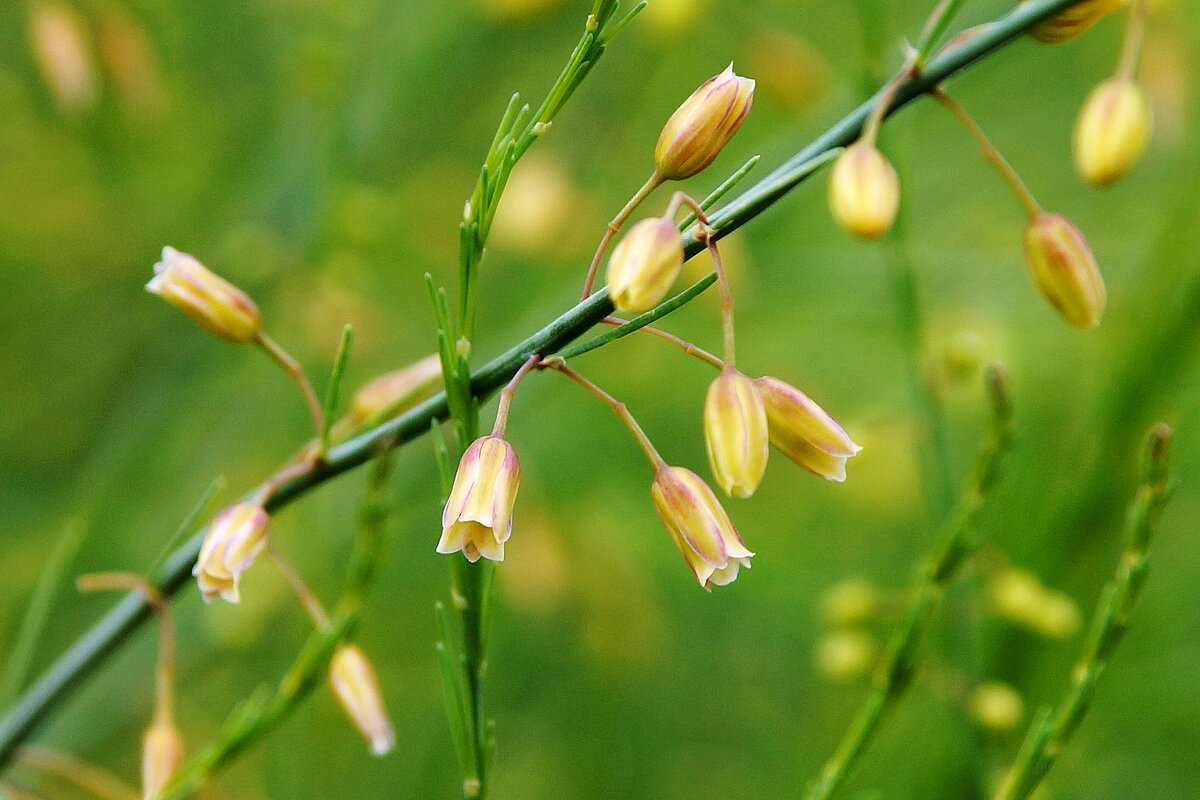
{"left": 146, "top": 247, "right": 261, "bottom": 343}
{"left": 193, "top": 503, "right": 269, "bottom": 604}
{"left": 437, "top": 435, "right": 520, "bottom": 563}
{"left": 654, "top": 64, "right": 755, "bottom": 180}
{"left": 605, "top": 217, "right": 684, "bottom": 313}
{"left": 704, "top": 369, "right": 769, "bottom": 498}
{"left": 329, "top": 645, "right": 395, "bottom": 756}
{"left": 141, "top": 719, "right": 183, "bottom": 800}
{"left": 1026, "top": 0, "right": 1125, "bottom": 45}
{"left": 346, "top": 354, "right": 442, "bottom": 426}
{"left": 651, "top": 466, "right": 754, "bottom": 590}
{"left": 1023, "top": 212, "right": 1107, "bottom": 330}
{"left": 1074, "top": 78, "right": 1152, "bottom": 186}
{"left": 29, "top": 2, "right": 99, "bottom": 115}
{"left": 755, "top": 377, "right": 861, "bottom": 482}
{"left": 828, "top": 142, "right": 900, "bottom": 239}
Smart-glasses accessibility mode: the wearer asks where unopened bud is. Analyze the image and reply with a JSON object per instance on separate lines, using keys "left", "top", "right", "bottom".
{"left": 1023, "top": 212, "right": 1106, "bottom": 330}
{"left": 329, "top": 645, "right": 395, "bottom": 756}
{"left": 193, "top": 503, "right": 269, "bottom": 604}
{"left": 29, "top": 2, "right": 99, "bottom": 115}
{"left": 970, "top": 682, "right": 1025, "bottom": 733}
{"left": 651, "top": 465, "right": 754, "bottom": 590}
{"left": 1027, "top": 0, "right": 1125, "bottom": 45}
{"left": 755, "top": 377, "right": 861, "bottom": 482}
{"left": 437, "top": 435, "right": 520, "bottom": 563}
{"left": 814, "top": 629, "right": 878, "bottom": 683}
{"left": 819, "top": 578, "right": 881, "bottom": 627}
{"left": 141, "top": 719, "right": 183, "bottom": 799}
{"left": 147, "top": 247, "right": 261, "bottom": 343}
{"left": 655, "top": 64, "right": 755, "bottom": 180}
{"left": 1074, "top": 78, "right": 1152, "bottom": 186}
{"left": 704, "top": 369, "right": 769, "bottom": 498}
{"left": 828, "top": 142, "right": 900, "bottom": 239}
{"left": 989, "top": 568, "right": 1081, "bottom": 639}
{"left": 345, "top": 354, "right": 442, "bottom": 427}
{"left": 605, "top": 217, "right": 684, "bottom": 313}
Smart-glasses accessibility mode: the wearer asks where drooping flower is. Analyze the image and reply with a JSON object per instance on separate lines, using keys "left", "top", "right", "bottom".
{"left": 754, "top": 377, "right": 862, "bottom": 481}
{"left": 651, "top": 465, "right": 754, "bottom": 590}
{"left": 193, "top": 503, "right": 269, "bottom": 604}
{"left": 1023, "top": 212, "right": 1106, "bottom": 330}
{"left": 141, "top": 718, "right": 183, "bottom": 800}
{"left": 704, "top": 369, "right": 769, "bottom": 498}
{"left": 329, "top": 644, "right": 396, "bottom": 757}
{"left": 828, "top": 141, "right": 901, "bottom": 239}
{"left": 437, "top": 435, "right": 520, "bottom": 563}
{"left": 1074, "top": 77, "right": 1152, "bottom": 186}
{"left": 606, "top": 217, "right": 684, "bottom": 313}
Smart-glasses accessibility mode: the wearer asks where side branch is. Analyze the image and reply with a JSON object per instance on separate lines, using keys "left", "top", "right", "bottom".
{"left": 0, "top": 0, "right": 1084, "bottom": 769}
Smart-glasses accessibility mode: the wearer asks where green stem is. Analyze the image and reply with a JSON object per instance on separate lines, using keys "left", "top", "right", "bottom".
{"left": 993, "top": 425, "right": 1174, "bottom": 800}
{"left": 0, "top": 0, "right": 1088, "bottom": 769}
{"left": 803, "top": 364, "right": 1016, "bottom": 800}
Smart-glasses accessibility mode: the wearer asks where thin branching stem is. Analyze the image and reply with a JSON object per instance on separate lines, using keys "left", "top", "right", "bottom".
{"left": 266, "top": 548, "right": 332, "bottom": 631}
{"left": 542, "top": 358, "right": 666, "bottom": 469}
{"left": 254, "top": 332, "right": 326, "bottom": 440}
{"left": 803, "top": 364, "right": 1016, "bottom": 800}
{"left": 933, "top": 89, "right": 1042, "bottom": 218}
{"left": 491, "top": 355, "right": 541, "bottom": 437}
{"left": 600, "top": 317, "right": 725, "bottom": 370}
{"left": 580, "top": 172, "right": 665, "bottom": 299}
{"left": 0, "top": 0, "right": 1088, "bottom": 768}
{"left": 992, "top": 425, "right": 1174, "bottom": 800}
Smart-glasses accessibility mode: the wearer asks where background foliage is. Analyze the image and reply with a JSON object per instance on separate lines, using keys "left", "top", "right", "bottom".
{"left": 1, "top": 0, "right": 1198, "bottom": 797}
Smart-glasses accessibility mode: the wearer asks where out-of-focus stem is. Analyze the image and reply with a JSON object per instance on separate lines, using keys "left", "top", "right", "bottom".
{"left": 266, "top": 549, "right": 331, "bottom": 630}
{"left": 11, "top": 746, "right": 137, "bottom": 800}
{"left": 1115, "top": 0, "right": 1148, "bottom": 80}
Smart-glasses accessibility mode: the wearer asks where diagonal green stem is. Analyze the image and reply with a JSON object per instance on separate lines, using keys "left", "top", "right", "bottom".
{"left": 0, "top": 0, "right": 1087, "bottom": 770}
{"left": 803, "top": 365, "right": 1016, "bottom": 800}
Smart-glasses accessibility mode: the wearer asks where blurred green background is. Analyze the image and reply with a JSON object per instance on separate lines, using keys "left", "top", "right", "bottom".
{"left": 2, "top": 0, "right": 1198, "bottom": 797}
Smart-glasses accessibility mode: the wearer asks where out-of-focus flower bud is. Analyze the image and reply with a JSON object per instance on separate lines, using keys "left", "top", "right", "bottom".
{"left": 437, "top": 435, "right": 520, "bottom": 563}
{"left": 819, "top": 577, "right": 882, "bottom": 627}
{"left": 1026, "top": 0, "right": 1125, "bottom": 45}
{"left": 704, "top": 369, "right": 769, "bottom": 498}
{"left": 651, "top": 465, "right": 754, "bottom": 590}
{"left": 193, "top": 503, "right": 270, "bottom": 604}
{"left": 814, "top": 629, "right": 878, "bottom": 683}
{"left": 29, "top": 2, "right": 99, "bottom": 115}
{"left": 605, "top": 217, "right": 684, "bottom": 313}
{"left": 654, "top": 64, "right": 755, "bottom": 180}
{"left": 97, "top": 12, "right": 167, "bottom": 119}
{"left": 147, "top": 247, "right": 261, "bottom": 343}
{"left": 141, "top": 718, "right": 183, "bottom": 800}
{"left": 828, "top": 142, "right": 900, "bottom": 239}
{"left": 343, "top": 354, "right": 442, "bottom": 428}
{"left": 329, "top": 645, "right": 396, "bottom": 756}
{"left": 1074, "top": 77, "right": 1152, "bottom": 186}
{"left": 970, "top": 682, "right": 1025, "bottom": 733}
{"left": 988, "top": 568, "right": 1081, "bottom": 639}
{"left": 1023, "top": 212, "right": 1107, "bottom": 330}
{"left": 754, "top": 377, "right": 861, "bottom": 482}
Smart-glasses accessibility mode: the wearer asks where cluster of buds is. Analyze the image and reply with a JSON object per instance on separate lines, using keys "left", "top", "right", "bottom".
{"left": 988, "top": 567, "right": 1082, "bottom": 639}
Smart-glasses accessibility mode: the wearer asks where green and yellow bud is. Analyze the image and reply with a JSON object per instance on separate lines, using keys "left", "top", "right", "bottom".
{"left": 814, "top": 629, "right": 878, "bottom": 683}
{"left": 655, "top": 64, "right": 755, "bottom": 180}
{"left": 344, "top": 354, "right": 442, "bottom": 428}
{"left": 437, "top": 435, "right": 520, "bottom": 563}
{"left": 704, "top": 369, "right": 769, "bottom": 499}
{"left": 1074, "top": 77, "right": 1152, "bottom": 186}
{"left": 755, "top": 377, "right": 861, "bottom": 481}
{"left": 147, "top": 246, "right": 261, "bottom": 343}
{"left": 651, "top": 465, "right": 754, "bottom": 590}
{"left": 989, "top": 568, "right": 1082, "bottom": 639}
{"left": 141, "top": 719, "right": 183, "bottom": 800}
{"left": 329, "top": 645, "right": 395, "bottom": 756}
{"left": 1026, "top": 0, "right": 1125, "bottom": 45}
{"left": 970, "top": 682, "right": 1025, "bottom": 734}
{"left": 819, "top": 577, "right": 882, "bottom": 627}
{"left": 605, "top": 217, "right": 684, "bottom": 313}
{"left": 1024, "top": 212, "right": 1107, "bottom": 330}
{"left": 828, "top": 142, "right": 900, "bottom": 239}
{"left": 193, "top": 503, "right": 269, "bottom": 604}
